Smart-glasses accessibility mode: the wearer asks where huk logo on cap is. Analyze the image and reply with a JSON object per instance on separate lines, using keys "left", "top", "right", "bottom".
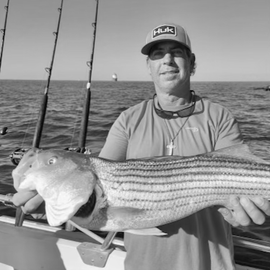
{"left": 152, "top": 25, "right": 176, "bottom": 39}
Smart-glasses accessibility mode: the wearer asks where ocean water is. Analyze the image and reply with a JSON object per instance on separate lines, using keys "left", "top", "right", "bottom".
{"left": 0, "top": 80, "right": 270, "bottom": 267}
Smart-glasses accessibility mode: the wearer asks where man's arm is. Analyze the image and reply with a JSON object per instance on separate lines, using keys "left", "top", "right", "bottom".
{"left": 215, "top": 116, "right": 270, "bottom": 226}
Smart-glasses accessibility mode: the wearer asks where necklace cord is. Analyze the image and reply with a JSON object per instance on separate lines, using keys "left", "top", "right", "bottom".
{"left": 153, "top": 90, "right": 196, "bottom": 119}
{"left": 153, "top": 91, "right": 196, "bottom": 155}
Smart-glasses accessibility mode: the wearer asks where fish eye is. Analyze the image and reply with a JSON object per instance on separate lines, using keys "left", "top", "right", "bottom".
{"left": 48, "top": 156, "right": 57, "bottom": 165}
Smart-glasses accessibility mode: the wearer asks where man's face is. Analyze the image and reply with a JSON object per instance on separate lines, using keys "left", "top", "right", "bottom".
{"left": 147, "top": 41, "right": 194, "bottom": 94}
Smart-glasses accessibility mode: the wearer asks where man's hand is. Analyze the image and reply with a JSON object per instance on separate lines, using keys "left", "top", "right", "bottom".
{"left": 218, "top": 196, "right": 270, "bottom": 227}
{"left": 12, "top": 190, "right": 45, "bottom": 218}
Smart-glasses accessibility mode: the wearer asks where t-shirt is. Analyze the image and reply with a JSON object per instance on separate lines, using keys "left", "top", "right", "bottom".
{"left": 99, "top": 94, "right": 243, "bottom": 270}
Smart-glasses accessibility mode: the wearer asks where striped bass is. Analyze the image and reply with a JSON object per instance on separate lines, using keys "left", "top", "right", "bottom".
{"left": 12, "top": 144, "right": 270, "bottom": 232}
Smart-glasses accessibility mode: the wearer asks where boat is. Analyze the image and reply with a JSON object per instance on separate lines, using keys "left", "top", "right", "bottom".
{"left": 253, "top": 85, "right": 270, "bottom": 91}
{"left": 0, "top": 2, "right": 270, "bottom": 270}
{"left": 112, "top": 73, "right": 118, "bottom": 82}
{"left": 0, "top": 214, "right": 269, "bottom": 270}
{"left": 0, "top": 215, "right": 126, "bottom": 270}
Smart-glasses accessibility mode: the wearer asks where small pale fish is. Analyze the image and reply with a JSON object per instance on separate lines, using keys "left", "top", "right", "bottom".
{"left": 12, "top": 145, "right": 270, "bottom": 232}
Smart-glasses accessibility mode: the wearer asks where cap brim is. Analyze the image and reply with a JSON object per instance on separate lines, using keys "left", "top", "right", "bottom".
{"left": 141, "top": 39, "right": 191, "bottom": 55}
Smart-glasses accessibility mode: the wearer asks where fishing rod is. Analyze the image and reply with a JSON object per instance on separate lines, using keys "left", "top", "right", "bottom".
{"left": 0, "top": 0, "right": 10, "bottom": 73}
{"left": 78, "top": 0, "right": 99, "bottom": 152}
{"left": 77, "top": 0, "right": 118, "bottom": 246}
{"left": 3, "top": 0, "right": 96, "bottom": 220}
{"left": 1, "top": 1, "right": 108, "bottom": 241}
{"left": 32, "top": 0, "right": 64, "bottom": 148}
{"left": 76, "top": 0, "right": 117, "bottom": 245}
{"left": 14, "top": 0, "right": 64, "bottom": 227}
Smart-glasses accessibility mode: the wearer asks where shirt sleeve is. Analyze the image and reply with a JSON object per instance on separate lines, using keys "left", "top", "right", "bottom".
{"left": 99, "top": 112, "right": 128, "bottom": 161}
{"left": 214, "top": 117, "right": 243, "bottom": 150}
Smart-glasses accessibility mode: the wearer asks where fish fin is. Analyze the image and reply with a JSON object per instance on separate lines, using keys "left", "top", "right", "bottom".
{"left": 206, "top": 144, "right": 269, "bottom": 164}
{"left": 125, "top": 228, "right": 167, "bottom": 236}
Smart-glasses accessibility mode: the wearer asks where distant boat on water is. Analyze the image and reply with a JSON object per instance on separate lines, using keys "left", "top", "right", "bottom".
{"left": 253, "top": 85, "right": 270, "bottom": 91}
{"left": 112, "top": 73, "right": 118, "bottom": 82}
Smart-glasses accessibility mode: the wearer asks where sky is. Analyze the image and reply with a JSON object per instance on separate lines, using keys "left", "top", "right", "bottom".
{"left": 0, "top": 0, "right": 269, "bottom": 82}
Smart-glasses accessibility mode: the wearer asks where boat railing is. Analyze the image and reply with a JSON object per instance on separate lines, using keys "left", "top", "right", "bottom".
{"left": 0, "top": 215, "right": 269, "bottom": 268}
{"left": 233, "top": 235, "right": 270, "bottom": 253}
{"left": 66, "top": 219, "right": 124, "bottom": 247}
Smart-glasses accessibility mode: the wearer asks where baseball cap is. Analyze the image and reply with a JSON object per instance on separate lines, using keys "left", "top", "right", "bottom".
{"left": 141, "top": 23, "right": 192, "bottom": 55}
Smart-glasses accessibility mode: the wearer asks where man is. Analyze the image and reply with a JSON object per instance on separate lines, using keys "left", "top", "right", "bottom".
{"left": 98, "top": 23, "right": 270, "bottom": 270}
{"left": 13, "top": 23, "right": 270, "bottom": 270}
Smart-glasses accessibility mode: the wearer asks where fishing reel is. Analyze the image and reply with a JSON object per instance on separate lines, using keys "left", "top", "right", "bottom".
{"left": 64, "top": 147, "right": 92, "bottom": 155}
{"left": 10, "top": 148, "right": 28, "bottom": 166}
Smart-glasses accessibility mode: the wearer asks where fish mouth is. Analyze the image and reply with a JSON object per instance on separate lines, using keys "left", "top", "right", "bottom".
{"left": 74, "top": 191, "right": 96, "bottom": 218}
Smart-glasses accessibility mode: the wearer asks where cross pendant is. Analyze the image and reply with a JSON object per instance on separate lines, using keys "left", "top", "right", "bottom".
{"left": 166, "top": 140, "right": 175, "bottom": 156}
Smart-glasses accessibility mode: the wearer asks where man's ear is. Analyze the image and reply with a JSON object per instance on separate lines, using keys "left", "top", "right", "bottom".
{"left": 146, "top": 57, "right": 152, "bottom": 75}
{"left": 190, "top": 53, "right": 196, "bottom": 74}
{"left": 190, "top": 53, "right": 196, "bottom": 68}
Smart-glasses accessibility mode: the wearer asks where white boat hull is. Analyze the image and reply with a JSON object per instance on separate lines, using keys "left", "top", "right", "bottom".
{"left": 0, "top": 216, "right": 125, "bottom": 270}
{"left": 0, "top": 216, "right": 268, "bottom": 270}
